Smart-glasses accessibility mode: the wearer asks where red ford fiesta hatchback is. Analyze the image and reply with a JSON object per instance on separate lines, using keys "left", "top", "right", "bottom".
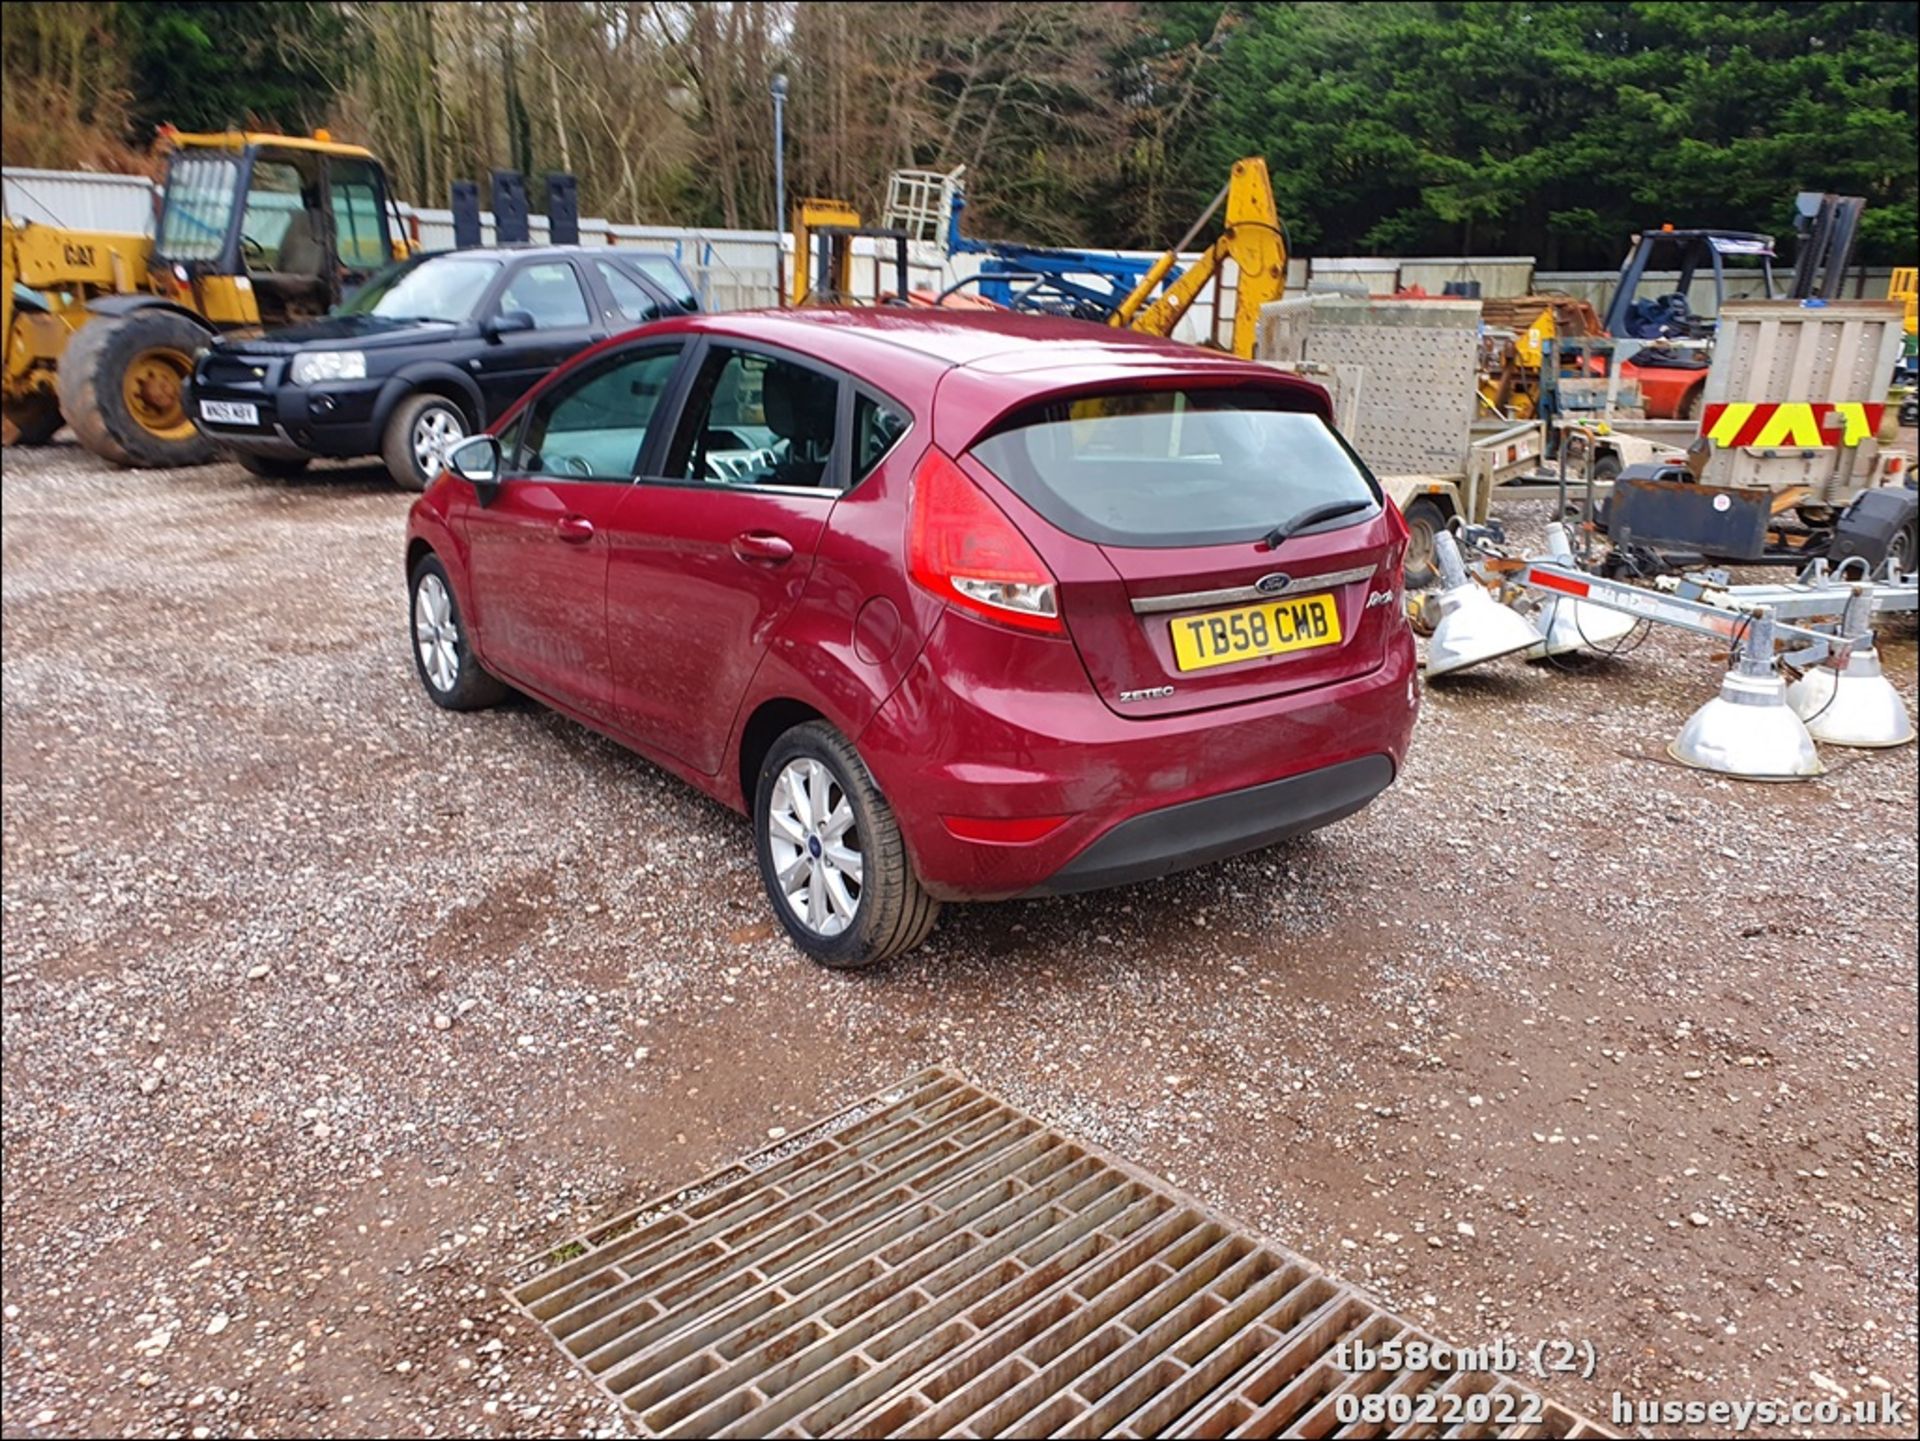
{"left": 404, "top": 310, "right": 1418, "bottom": 966}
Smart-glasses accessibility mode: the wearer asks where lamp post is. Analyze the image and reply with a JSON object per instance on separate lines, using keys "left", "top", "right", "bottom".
{"left": 771, "top": 73, "right": 789, "bottom": 305}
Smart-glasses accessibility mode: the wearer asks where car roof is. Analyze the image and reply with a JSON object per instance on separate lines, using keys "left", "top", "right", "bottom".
{"left": 658, "top": 308, "right": 1332, "bottom": 443}
{"left": 696, "top": 306, "right": 1209, "bottom": 364}
{"left": 418, "top": 244, "right": 681, "bottom": 264}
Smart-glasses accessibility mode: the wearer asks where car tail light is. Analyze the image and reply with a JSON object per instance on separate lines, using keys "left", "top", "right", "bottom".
{"left": 907, "top": 447, "right": 1063, "bottom": 634}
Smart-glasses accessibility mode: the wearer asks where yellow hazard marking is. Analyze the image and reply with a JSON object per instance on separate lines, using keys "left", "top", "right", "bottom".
{"left": 1831, "top": 402, "right": 1873, "bottom": 446}
{"left": 1752, "top": 403, "right": 1823, "bottom": 447}
{"left": 1707, "top": 403, "right": 1755, "bottom": 445}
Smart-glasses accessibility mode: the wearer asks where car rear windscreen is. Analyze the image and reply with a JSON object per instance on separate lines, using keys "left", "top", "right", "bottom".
{"left": 969, "top": 387, "right": 1379, "bottom": 548}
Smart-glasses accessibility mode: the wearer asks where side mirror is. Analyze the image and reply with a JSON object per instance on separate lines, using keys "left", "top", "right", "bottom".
{"left": 447, "top": 433, "right": 503, "bottom": 502}
{"left": 483, "top": 309, "right": 536, "bottom": 341}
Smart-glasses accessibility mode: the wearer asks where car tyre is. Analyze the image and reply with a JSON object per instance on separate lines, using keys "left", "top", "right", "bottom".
{"left": 408, "top": 554, "right": 508, "bottom": 711}
{"left": 754, "top": 721, "right": 940, "bottom": 969}
{"left": 233, "top": 452, "right": 311, "bottom": 479}
{"left": 383, "top": 393, "right": 468, "bottom": 492}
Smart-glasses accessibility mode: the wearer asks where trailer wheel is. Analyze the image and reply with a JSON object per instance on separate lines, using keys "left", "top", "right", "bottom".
{"left": 1830, "top": 489, "right": 1919, "bottom": 576}
{"left": 58, "top": 310, "right": 217, "bottom": 469}
{"left": 1889, "top": 517, "right": 1917, "bottom": 576}
{"left": 1401, "top": 498, "right": 1447, "bottom": 590}
{"left": 1, "top": 391, "right": 64, "bottom": 446}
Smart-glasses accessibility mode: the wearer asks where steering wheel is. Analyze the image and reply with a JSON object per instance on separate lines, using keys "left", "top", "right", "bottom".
{"left": 240, "top": 234, "right": 267, "bottom": 264}
{"left": 705, "top": 448, "right": 777, "bottom": 483}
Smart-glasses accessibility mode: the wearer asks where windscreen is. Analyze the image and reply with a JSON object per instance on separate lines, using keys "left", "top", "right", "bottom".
{"left": 155, "top": 155, "right": 241, "bottom": 261}
{"left": 969, "top": 388, "right": 1379, "bottom": 548}
{"left": 338, "top": 255, "right": 500, "bottom": 321}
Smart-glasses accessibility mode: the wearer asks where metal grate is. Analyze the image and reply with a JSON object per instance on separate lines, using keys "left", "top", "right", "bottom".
{"left": 509, "top": 1068, "right": 1610, "bottom": 1439}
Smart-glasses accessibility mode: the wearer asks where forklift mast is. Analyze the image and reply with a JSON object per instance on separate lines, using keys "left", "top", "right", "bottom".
{"left": 1787, "top": 192, "right": 1867, "bottom": 300}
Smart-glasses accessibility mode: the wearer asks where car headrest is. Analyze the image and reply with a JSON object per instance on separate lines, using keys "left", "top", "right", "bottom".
{"left": 760, "top": 362, "right": 835, "bottom": 446}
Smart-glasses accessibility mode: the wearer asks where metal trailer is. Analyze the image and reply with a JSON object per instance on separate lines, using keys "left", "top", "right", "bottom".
{"left": 1549, "top": 299, "right": 1916, "bottom": 575}
{"left": 1660, "top": 558, "right": 1920, "bottom": 650}
{"left": 1460, "top": 537, "right": 1917, "bottom": 776}
{"left": 1255, "top": 293, "right": 1547, "bottom": 587}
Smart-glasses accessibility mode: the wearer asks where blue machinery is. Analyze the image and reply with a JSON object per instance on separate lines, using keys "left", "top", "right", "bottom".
{"left": 939, "top": 184, "right": 1179, "bottom": 320}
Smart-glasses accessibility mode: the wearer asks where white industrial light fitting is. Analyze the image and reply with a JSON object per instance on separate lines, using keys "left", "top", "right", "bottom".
{"left": 1423, "top": 530, "right": 1543, "bottom": 678}
{"left": 1785, "top": 586, "right": 1915, "bottom": 748}
{"left": 1528, "top": 523, "right": 1638, "bottom": 658}
{"left": 1669, "top": 608, "right": 1824, "bottom": 781}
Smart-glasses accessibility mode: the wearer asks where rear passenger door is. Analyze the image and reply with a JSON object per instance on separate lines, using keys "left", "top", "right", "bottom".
{"left": 603, "top": 342, "right": 844, "bottom": 772}
{"left": 473, "top": 258, "right": 605, "bottom": 418}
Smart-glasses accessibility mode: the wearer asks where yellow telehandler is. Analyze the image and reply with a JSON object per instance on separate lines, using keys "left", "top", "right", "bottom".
{"left": 3, "top": 128, "right": 411, "bottom": 466}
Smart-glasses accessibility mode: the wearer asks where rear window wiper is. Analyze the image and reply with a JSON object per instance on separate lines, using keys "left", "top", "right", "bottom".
{"left": 1261, "top": 498, "right": 1372, "bottom": 550}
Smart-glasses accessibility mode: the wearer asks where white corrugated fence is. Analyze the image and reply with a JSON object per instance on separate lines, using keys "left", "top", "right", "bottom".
{"left": 5, "top": 166, "right": 1904, "bottom": 324}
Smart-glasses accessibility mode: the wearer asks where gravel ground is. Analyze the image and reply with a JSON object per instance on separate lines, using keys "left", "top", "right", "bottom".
{"left": 2, "top": 441, "right": 1915, "bottom": 1439}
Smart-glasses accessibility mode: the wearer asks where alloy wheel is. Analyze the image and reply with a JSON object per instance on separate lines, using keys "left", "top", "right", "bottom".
{"left": 411, "top": 406, "right": 465, "bottom": 478}
{"left": 766, "top": 757, "right": 863, "bottom": 936}
{"left": 414, "top": 573, "right": 460, "bottom": 693}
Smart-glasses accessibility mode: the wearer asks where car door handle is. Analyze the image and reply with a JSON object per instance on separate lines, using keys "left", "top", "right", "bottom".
{"left": 556, "top": 513, "right": 595, "bottom": 544}
{"left": 730, "top": 531, "right": 795, "bottom": 564}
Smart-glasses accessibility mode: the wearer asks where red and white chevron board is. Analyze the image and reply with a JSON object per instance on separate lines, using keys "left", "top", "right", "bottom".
{"left": 1701, "top": 401, "right": 1884, "bottom": 447}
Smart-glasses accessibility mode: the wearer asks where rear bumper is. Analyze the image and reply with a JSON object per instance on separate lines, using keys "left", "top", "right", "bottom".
{"left": 1023, "top": 753, "right": 1395, "bottom": 896}
{"left": 858, "top": 609, "right": 1419, "bottom": 900}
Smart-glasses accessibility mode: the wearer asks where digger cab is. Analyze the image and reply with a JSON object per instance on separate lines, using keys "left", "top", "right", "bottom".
{"left": 152, "top": 131, "right": 408, "bottom": 326}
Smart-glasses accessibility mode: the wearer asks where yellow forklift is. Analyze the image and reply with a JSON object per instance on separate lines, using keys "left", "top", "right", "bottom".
{"left": 3, "top": 127, "right": 410, "bottom": 466}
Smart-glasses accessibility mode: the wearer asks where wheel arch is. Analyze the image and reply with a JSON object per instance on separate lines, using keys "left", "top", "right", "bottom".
{"left": 405, "top": 535, "right": 435, "bottom": 581}
{"left": 374, "top": 364, "right": 484, "bottom": 436}
{"left": 735, "top": 698, "right": 828, "bottom": 814}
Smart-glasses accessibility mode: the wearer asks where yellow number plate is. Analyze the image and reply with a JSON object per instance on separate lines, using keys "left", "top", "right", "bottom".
{"left": 1169, "top": 593, "right": 1342, "bottom": 672}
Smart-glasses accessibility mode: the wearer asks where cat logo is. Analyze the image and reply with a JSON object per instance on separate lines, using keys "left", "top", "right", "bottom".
{"left": 62, "top": 242, "right": 97, "bottom": 268}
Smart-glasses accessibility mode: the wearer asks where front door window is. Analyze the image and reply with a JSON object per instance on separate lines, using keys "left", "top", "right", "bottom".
{"left": 496, "top": 262, "right": 592, "bottom": 330}
{"left": 515, "top": 346, "right": 684, "bottom": 481}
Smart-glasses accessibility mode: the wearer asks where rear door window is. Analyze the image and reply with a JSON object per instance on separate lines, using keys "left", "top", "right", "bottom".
{"left": 631, "top": 254, "right": 700, "bottom": 311}
{"left": 594, "top": 259, "right": 664, "bottom": 324}
{"left": 969, "top": 388, "right": 1379, "bottom": 548}
{"left": 664, "top": 347, "right": 842, "bottom": 490}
